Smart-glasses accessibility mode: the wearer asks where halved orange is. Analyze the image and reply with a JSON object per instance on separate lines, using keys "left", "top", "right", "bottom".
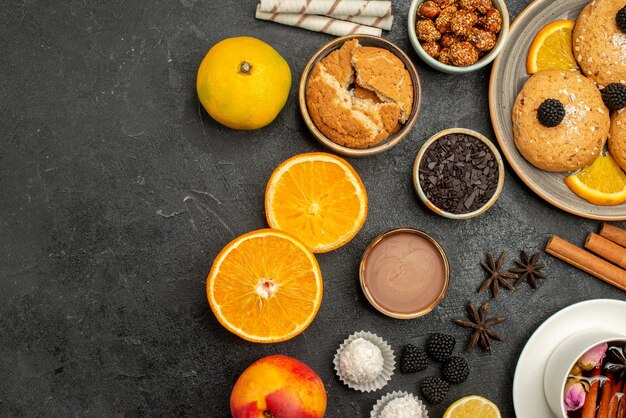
{"left": 526, "top": 20, "right": 578, "bottom": 74}
{"left": 207, "top": 229, "right": 323, "bottom": 343}
{"left": 443, "top": 396, "right": 501, "bottom": 418}
{"left": 265, "top": 152, "right": 368, "bottom": 253}
{"left": 565, "top": 154, "right": 626, "bottom": 206}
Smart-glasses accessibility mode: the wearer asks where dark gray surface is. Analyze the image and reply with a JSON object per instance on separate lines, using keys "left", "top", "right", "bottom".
{"left": 1, "top": 0, "right": 624, "bottom": 417}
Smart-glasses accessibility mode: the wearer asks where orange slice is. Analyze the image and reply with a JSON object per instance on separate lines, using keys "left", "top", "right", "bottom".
{"left": 565, "top": 154, "right": 626, "bottom": 206}
{"left": 265, "top": 152, "right": 368, "bottom": 253}
{"left": 443, "top": 396, "right": 502, "bottom": 418}
{"left": 526, "top": 20, "right": 578, "bottom": 74}
{"left": 207, "top": 229, "right": 322, "bottom": 343}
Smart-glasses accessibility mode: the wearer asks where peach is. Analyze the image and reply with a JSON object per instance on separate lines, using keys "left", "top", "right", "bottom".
{"left": 230, "top": 355, "right": 326, "bottom": 418}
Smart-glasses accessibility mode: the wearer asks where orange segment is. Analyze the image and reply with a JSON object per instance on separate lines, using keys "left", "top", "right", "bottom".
{"left": 207, "top": 229, "right": 322, "bottom": 343}
{"left": 443, "top": 396, "right": 502, "bottom": 418}
{"left": 265, "top": 152, "right": 368, "bottom": 253}
{"left": 565, "top": 154, "right": 626, "bottom": 206}
{"left": 526, "top": 20, "right": 578, "bottom": 74}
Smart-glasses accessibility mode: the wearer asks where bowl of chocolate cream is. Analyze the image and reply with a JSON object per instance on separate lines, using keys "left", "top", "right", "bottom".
{"left": 360, "top": 228, "right": 450, "bottom": 319}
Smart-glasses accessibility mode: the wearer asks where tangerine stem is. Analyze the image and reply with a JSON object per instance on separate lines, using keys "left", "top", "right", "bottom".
{"left": 239, "top": 61, "right": 252, "bottom": 74}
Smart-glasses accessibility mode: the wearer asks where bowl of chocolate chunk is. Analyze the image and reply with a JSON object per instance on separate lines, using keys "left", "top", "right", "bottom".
{"left": 299, "top": 35, "right": 422, "bottom": 157}
{"left": 413, "top": 128, "right": 505, "bottom": 219}
{"left": 408, "top": 0, "right": 509, "bottom": 73}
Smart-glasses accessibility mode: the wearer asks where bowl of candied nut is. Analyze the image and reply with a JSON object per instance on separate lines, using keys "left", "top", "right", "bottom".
{"left": 408, "top": 0, "right": 509, "bottom": 73}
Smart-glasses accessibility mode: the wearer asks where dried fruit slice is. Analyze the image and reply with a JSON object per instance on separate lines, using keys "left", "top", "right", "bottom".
{"left": 207, "top": 229, "right": 322, "bottom": 343}
{"left": 443, "top": 395, "right": 501, "bottom": 418}
{"left": 265, "top": 152, "right": 368, "bottom": 253}
{"left": 565, "top": 154, "right": 626, "bottom": 206}
{"left": 526, "top": 20, "right": 578, "bottom": 74}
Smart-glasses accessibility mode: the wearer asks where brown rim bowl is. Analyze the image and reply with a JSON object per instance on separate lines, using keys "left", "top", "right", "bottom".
{"left": 299, "top": 34, "right": 422, "bottom": 158}
{"left": 359, "top": 228, "right": 450, "bottom": 319}
{"left": 413, "top": 128, "right": 505, "bottom": 219}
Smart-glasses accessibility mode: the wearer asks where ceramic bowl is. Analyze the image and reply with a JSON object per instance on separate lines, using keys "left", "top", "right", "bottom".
{"left": 407, "top": 0, "right": 510, "bottom": 74}
{"left": 299, "top": 34, "right": 422, "bottom": 158}
{"left": 543, "top": 331, "right": 625, "bottom": 417}
{"left": 412, "top": 128, "right": 505, "bottom": 219}
{"left": 359, "top": 228, "right": 450, "bottom": 319}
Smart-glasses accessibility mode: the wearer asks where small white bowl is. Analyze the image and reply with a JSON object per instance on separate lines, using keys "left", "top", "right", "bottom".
{"left": 543, "top": 331, "right": 625, "bottom": 417}
{"left": 407, "top": 0, "right": 510, "bottom": 74}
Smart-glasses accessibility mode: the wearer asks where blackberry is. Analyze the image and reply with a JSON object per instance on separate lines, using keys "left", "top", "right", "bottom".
{"left": 617, "top": 6, "right": 626, "bottom": 33}
{"left": 400, "top": 344, "right": 429, "bottom": 373}
{"left": 420, "top": 376, "right": 450, "bottom": 405}
{"left": 426, "top": 333, "right": 456, "bottom": 362}
{"left": 601, "top": 83, "right": 626, "bottom": 111}
{"left": 442, "top": 356, "right": 470, "bottom": 384}
{"left": 537, "top": 99, "right": 565, "bottom": 127}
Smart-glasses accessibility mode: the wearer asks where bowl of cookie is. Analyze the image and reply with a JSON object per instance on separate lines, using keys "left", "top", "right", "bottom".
{"left": 299, "top": 35, "right": 422, "bottom": 157}
{"left": 408, "top": 0, "right": 510, "bottom": 74}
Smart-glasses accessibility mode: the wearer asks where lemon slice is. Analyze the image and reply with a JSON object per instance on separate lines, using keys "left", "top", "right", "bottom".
{"left": 443, "top": 395, "right": 502, "bottom": 418}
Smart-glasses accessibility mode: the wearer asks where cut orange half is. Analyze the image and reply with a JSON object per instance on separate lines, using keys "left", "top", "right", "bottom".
{"left": 443, "top": 396, "right": 501, "bottom": 418}
{"left": 565, "top": 154, "right": 626, "bottom": 206}
{"left": 207, "top": 229, "right": 323, "bottom": 343}
{"left": 526, "top": 20, "right": 578, "bottom": 74}
{"left": 265, "top": 152, "right": 368, "bottom": 253}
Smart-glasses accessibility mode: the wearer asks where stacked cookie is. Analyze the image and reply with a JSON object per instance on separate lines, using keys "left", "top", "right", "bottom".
{"left": 575, "top": 0, "right": 626, "bottom": 172}
{"left": 513, "top": 0, "right": 626, "bottom": 175}
{"left": 306, "top": 39, "right": 414, "bottom": 149}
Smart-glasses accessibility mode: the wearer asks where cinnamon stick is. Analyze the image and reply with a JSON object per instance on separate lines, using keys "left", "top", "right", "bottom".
{"left": 600, "top": 223, "right": 626, "bottom": 249}
{"left": 609, "top": 379, "right": 625, "bottom": 418}
{"left": 586, "top": 233, "right": 626, "bottom": 270}
{"left": 597, "top": 372, "right": 614, "bottom": 418}
{"left": 546, "top": 236, "right": 626, "bottom": 293}
{"left": 583, "top": 367, "right": 603, "bottom": 418}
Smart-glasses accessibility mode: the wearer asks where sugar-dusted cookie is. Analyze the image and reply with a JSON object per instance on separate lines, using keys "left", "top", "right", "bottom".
{"left": 306, "top": 40, "right": 413, "bottom": 149}
{"left": 352, "top": 47, "right": 414, "bottom": 122}
{"left": 512, "top": 70, "right": 610, "bottom": 172}
{"left": 573, "top": 0, "right": 626, "bottom": 87}
{"left": 609, "top": 109, "right": 626, "bottom": 171}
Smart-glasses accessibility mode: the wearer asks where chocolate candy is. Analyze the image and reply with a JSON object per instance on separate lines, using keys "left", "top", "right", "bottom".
{"left": 419, "top": 133, "right": 499, "bottom": 214}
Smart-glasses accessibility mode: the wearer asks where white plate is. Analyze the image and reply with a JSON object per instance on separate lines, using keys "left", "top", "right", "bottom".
{"left": 513, "top": 299, "right": 626, "bottom": 418}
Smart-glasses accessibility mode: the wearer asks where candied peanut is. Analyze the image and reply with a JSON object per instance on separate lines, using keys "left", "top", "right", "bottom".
{"left": 433, "top": 0, "right": 456, "bottom": 8}
{"left": 416, "top": 19, "right": 442, "bottom": 42}
{"left": 418, "top": 1, "right": 441, "bottom": 19}
{"left": 451, "top": 10, "right": 478, "bottom": 37}
{"left": 459, "top": 0, "right": 479, "bottom": 12}
{"left": 422, "top": 41, "right": 442, "bottom": 58}
{"left": 440, "top": 33, "right": 460, "bottom": 48}
{"left": 438, "top": 48, "right": 452, "bottom": 65}
{"left": 467, "top": 27, "right": 496, "bottom": 51}
{"left": 435, "top": 5, "right": 458, "bottom": 33}
{"left": 480, "top": 8, "right": 502, "bottom": 33}
{"left": 475, "top": 0, "right": 492, "bottom": 14}
{"left": 450, "top": 41, "right": 479, "bottom": 66}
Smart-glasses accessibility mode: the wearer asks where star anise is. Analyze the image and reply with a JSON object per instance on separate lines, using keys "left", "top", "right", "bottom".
{"left": 604, "top": 345, "right": 626, "bottom": 379}
{"left": 479, "top": 252, "right": 517, "bottom": 299}
{"left": 453, "top": 302, "right": 507, "bottom": 353}
{"left": 509, "top": 251, "right": 546, "bottom": 288}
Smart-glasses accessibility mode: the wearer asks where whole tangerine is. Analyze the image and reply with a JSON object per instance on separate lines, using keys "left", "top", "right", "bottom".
{"left": 196, "top": 37, "right": 291, "bottom": 130}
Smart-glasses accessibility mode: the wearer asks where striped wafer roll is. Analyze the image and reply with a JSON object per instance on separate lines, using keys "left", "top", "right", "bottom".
{"left": 256, "top": 5, "right": 383, "bottom": 36}
{"left": 259, "top": 0, "right": 392, "bottom": 18}
{"left": 333, "top": 14, "right": 393, "bottom": 30}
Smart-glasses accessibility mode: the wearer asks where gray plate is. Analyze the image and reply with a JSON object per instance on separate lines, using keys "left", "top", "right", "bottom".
{"left": 489, "top": 0, "right": 626, "bottom": 220}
